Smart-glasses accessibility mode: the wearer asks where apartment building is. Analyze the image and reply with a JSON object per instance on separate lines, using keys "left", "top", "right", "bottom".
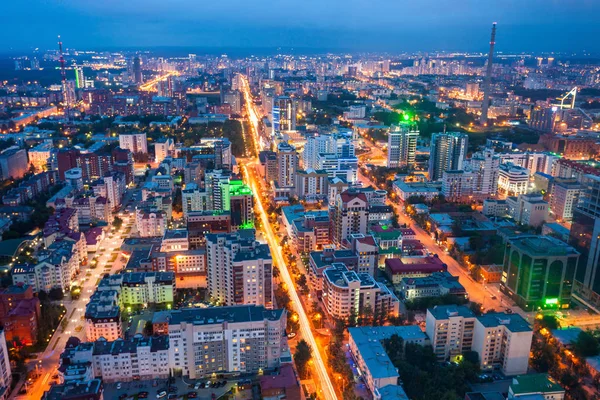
{"left": 321, "top": 263, "right": 399, "bottom": 320}
{"left": 119, "top": 132, "right": 148, "bottom": 154}
{"left": 135, "top": 208, "right": 167, "bottom": 238}
{"left": 472, "top": 313, "right": 533, "bottom": 375}
{"left": 331, "top": 190, "right": 369, "bottom": 246}
{"left": 549, "top": 179, "right": 582, "bottom": 221}
{"left": 506, "top": 193, "right": 548, "bottom": 227}
{"left": 152, "top": 305, "right": 286, "bottom": 379}
{"left": 0, "top": 329, "right": 11, "bottom": 400}
{"left": 84, "top": 290, "right": 122, "bottom": 342}
{"left": 206, "top": 230, "right": 273, "bottom": 308}
{"left": 425, "top": 305, "right": 476, "bottom": 361}
{"left": 97, "top": 272, "right": 175, "bottom": 307}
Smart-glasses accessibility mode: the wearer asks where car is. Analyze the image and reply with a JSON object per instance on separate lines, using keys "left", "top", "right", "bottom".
{"left": 156, "top": 391, "right": 167, "bottom": 399}
{"left": 168, "top": 386, "right": 178, "bottom": 393}
{"left": 168, "top": 395, "right": 178, "bottom": 400}
{"left": 117, "top": 382, "right": 122, "bottom": 390}
{"left": 52, "top": 374, "right": 59, "bottom": 379}
{"left": 194, "top": 383, "right": 201, "bottom": 390}
{"left": 138, "top": 392, "right": 149, "bottom": 398}
{"left": 187, "top": 392, "right": 197, "bottom": 398}
{"left": 287, "top": 332, "right": 296, "bottom": 339}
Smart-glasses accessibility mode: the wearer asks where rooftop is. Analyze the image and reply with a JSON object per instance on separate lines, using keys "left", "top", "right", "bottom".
{"left": 509, "top": 235, "right": 579, "bottom": 257}
{"left": 509, "top": 373, "right": 564, "bottom": 395}
{"left": 428, "top": 304, "right": 476, "bottom": 320}
{"left": 551, "top": 327, "right": 583, "bottom": 347}
{"left": 42, "top": 379, "right": 103, "bottom": 399}
{"left": 93, "top": 335, "right": 169, "bottom": 355}
{"left": 154, "top": 305, "right": 285, "bottom": 326}
{"left": 477, "top": 312, "right": 532, "bottom": 333}
{"left": 348, "top": 326, "right": 427, "bottom": 379}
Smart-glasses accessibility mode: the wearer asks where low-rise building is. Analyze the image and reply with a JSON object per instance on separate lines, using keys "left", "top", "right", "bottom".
{"left": 42, "top": 379, "right": 104, "bottom": 400}
{"left": 97, "top": 272, "right": 175, "bottom": 307}
{"left": 0, "top": 284, "right": 41, "bottom": 345}
{"left": 322, "top": 263, "right": 400, "bottom": 320}
{"left": 152, "top": 305, "right": 286, "bottom": 379}
{"left": 259, "top": 364, "right": 302, "bottom": 400}
{"left": 399, "top": 272, "right": 467, "bottom": 300}
{"left": 506, "top": 193, "right": 548, "bottom": 227}
{"left": 507, "top": 373, "right": 564, "bottom": 399}
{"left": 482, "top": 199, "right": 508, "bottom": 218}
{"left": 384, "top": 256, "right": 447, "bottom": 284}
{"left": 348, "top": 326, "right": 427, "bottom": 394}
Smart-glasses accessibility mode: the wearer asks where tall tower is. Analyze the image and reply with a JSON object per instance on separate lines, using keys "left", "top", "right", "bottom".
{"left": 480, "top": 22, "right": 497, "bottom": 126}
{"left": 133, "top": 55, "right": 143, "bottom": 84}
{"left": 58, "top": 36, "right": 70, "bottom": 122}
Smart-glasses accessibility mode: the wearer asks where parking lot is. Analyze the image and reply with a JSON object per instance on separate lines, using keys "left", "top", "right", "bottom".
{"left": 103, "top": 377, "right": 238, "bottom": 400}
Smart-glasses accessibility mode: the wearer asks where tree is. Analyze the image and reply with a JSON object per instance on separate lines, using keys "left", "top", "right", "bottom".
{"left": 272, "top": 266, "right": 280, "bottom": 279}
{"left": 294, "top": 340, "right": 312, "bottom": 379}
{"left": 573, "top": 331, "right": 600, "bottom": 358}
{"left": 538, "top": 315, "right": 560, "bottom": 331}
{"left": 143, "top": 320, "right": 153, "bottom": 336}
{"left": 113, "top": 216, "right": 123, "bottom": 230}
{"left": 48, "top": 287, "right": 64, "bottom": 301}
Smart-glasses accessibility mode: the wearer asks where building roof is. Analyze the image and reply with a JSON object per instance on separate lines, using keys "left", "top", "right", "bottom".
{"left": 465, "top": 392, "right": 505, "bottom": 400}
{"left": 509, "top": 374, "right": 564, "bottom": 395}
{"left": 259, "top": 364, "right": 298, "bottom": 391}
{"left": 93, "top": 335, "right": 169, "bottom": 355}
{"left": 375, "top": 384, "right": 410, "bottom": 400}
{"left": 348, "top": 326, "right": 427, "bottom": 379}
{"left": 428, "top": 304, "right": 476, "bottom": 320}
{"left": 509, "top": 235, "right": 579, "bottom": 257}
{"left": 154, "top": 305, "right": 285, "bottom": 326}
{"left": 551, "top": 327, "right": 583, "bottom": 347}
{"left": 477, "top": 312, "right": 532, "bottom": 333}
{"left": 385, "top": 257, "right": 446, "bottom": 275}
{"left": 42, "top": 379, "right": 103, "bottom": 400}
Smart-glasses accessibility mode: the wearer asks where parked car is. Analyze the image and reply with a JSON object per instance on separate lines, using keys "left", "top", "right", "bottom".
{"left": 156, "top": 391, "right": 167, "bottom": 399}
{"left": 116, "top": 382, "right": 122, "bottom": 390}
{"left": 138, "top": 392, "right": 149, "bottom": 398}
{"left": 187, "top": 392, "right": 197, "bottom": 399}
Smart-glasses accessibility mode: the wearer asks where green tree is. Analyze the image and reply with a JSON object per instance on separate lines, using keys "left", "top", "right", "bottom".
{"left": 538, "top": 315, "right": 560, "bottom": 331}
{"left": 294, "top": 340, "right": 312, "bottom": 379}
{"left": 112, "top": 216, "right": 123, "bottom": 230}
{"left": 573, "top": 331, "right": 600, "bottom": 358}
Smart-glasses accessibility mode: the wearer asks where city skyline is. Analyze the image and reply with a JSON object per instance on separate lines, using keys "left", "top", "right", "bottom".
{"left": 4, "top": 0, "right": 600, "bottom": 53}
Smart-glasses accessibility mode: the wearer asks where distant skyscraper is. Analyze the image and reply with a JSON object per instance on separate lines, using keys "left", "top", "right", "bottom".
{"left": 387, "top": 124, "right": 419, "bottom": 168}
{"left": 133, "top": 56, "right": 143, "bottom": 84}
{"left": 75, "top": 67, "right": 85, "bottom": 89}
{"left": 428, "top": 132, "right": 469, "bottom": 181}
{"left": 272, "top": 96, "right": 296, "bottom": 136}
{"left": 570, "top": 175, "right": 600, "bottom": 307}
{"left": 480, "top": 23, "right": 497, "bottom": 125}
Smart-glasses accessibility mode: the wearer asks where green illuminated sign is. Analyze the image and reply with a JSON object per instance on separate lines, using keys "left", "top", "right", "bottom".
{"left": 545, "top": 298, "right": 558, "bottom": 305}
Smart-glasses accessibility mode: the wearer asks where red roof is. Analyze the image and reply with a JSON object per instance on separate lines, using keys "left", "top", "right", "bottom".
{"left": 259, "top": 364, "right": 298, "bottom": 391}
{"left": 385, "top": 257, "right": 446, "bottom": 275}
{"left": 340, "top": 191, "right": 367, "bottom": 204}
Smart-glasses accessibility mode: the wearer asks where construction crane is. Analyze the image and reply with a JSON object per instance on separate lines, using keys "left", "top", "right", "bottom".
{"left": 58, "top": 35, "right": 70, "bottom": 122}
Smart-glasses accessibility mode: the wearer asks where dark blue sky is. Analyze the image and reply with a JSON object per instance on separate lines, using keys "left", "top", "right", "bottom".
{"left": 6, "top": 0, "right": 600, "bottom": 53}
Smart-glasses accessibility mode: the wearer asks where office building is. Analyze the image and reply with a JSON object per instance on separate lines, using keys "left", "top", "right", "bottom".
{"left": 387, "top": 123, "right": 419, "bottom": 168}
{"left": 322, "top": 263, "right": 400, "bottom": 320}
{"left": 187, "top": 210, "right": 232, "bottom": 248}
{"left": 472, "top": 312, "right": 532, "bottom": 375}
{"left": 549, "top": 179, "right": 582, "bottom": 221}
{"left": 506, "top": 193, "right": 548, "bottom": 227}
{"left": 0, "top": 148, "right": 28, "bottom": 180}
{"left": 498, "top": 164, "right": 530, "bottom": 197}
{"left": 152, "top": 305, "right": 286, "bottom": 379}
{"left": 502, "top": 235, "right": 579, "bottom": 310}
{"left": 0, "top": 329, "right": 9, "bottom": 400}
{"left": 206, "top": 230, "right": 273, "bottom": 307}
{"left": 426, "top": 305, "right": 476, "bottom": 361}
{"left": 330, "top": 190, "right": 369, "bottom": 246}
{"left": 428, "top": 132, "right": 468, "bottom": 181}
{"left": 272, "top": 96, "right": 296, "bottom": 135}
{"left": 132, "top": 55, "right": 143, "bottom": 84}
{"left": 276, "top": 141, "right": 298, "bottom": 189}
{"left": 294, "top": 169, "right": 329, "bottom": 201}
{"left": 348, "top": 326, "right": 427, "bottom": 395}
{"left": 119, "top": 132, "right": 148, "bottom": 155}
{"left": 214, "top": 138, "right": 233, "bottom": 170}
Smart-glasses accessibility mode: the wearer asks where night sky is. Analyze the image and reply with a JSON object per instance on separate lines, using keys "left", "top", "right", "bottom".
{"left": 5, "top": 0, "right": 600, "bottom": 53}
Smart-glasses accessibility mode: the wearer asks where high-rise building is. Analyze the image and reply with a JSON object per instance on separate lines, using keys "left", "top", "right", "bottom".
{"left": 331, "top": 190, "right": 369, "bottom": 246}
{"left": 214, "top": 138, "right": 232, "bottom": 170}
{"left": 442, "top": 170, "right": 474, "bottom": 202}
{"left": 570, "top": 175, "right": 600, "bottom": 307}
{"left": 133, "top": 55, "right": 143, "bottom": 84}
{"left": 502, "top": 235, "right": 579, "bottom": 310}
{"left": 498, "top": 163, "right": 530, "bottom": 197}
{"left": 181, "top": 183, "right": 210, "bottom": 220}
{"left": 152, "top": 305, "right": 286, "bottom": 379}
{"left": 0, "top": 148, "right": 28, "bottom": 180}
{"left": 276, "top": 141, "right": 297, "bottom": 188}
{"left": 387, "top": 124, "right": 419, "bottom": 168}
{"left": 428, "top": 132, "right": 468, "bottom": 181}
{"left": 228, "top": 180, "right": 254, "bottom": 229}
{"left": 206, "top": 230, "right": 273, "bottom": 307}
{"left": 549, "top": 179, "right": 582, "bottom": 222}
{"left": 119, "top": 132, "right": 148, "bottom": 155}
{"left": 223, "top": 91, "right": 242, "bottom": 114}
{"left": 74, "top": 67, "right": 85, "bottom": 89}
{"left": 426, "top": 305, "right": 476, "bottom": 361}
{"left": 470, "top": 149, "right": 500, "bottom": 197}
{"left": 272, "top": 96, "right": 296, "bottom": 135}
{"left": 465, "top": 82, "right": 479, "bottom": 99}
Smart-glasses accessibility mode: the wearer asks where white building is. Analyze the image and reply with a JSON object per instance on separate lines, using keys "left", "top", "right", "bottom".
{"left": 472, "top": 312, "right": 533, "bottom": 375}
{"left": 442, "top": 170, "right": 474, "bottom": 202}
{"left": 294, "top": 169, "right": 329, "bottom": 201}
{"left": 206, "top": 230, "right": 273, "bottom": 308}
{"left": 470, "top": 149, "right": 500, "bottom": 197}
{"left": 97, "top": 272, "right": 175, "bottom": 307}
{"left": 155, "top": 138, "right": 175, "bottom": 163}
{"left": 64, "top": 168, "right": 84, "bottom": 191}
{"left": 12, "top": 255, "right": 73, "bottom": 293}
{"left": 181, "top": 183, "right": 210, "bottom": 220}
{"left": 393, "top": 181, "right": 441, "bottom": 202}
{"left": 498, "top": 163, "right": 530, "bottom": 197}
{"left": 135, "top": 209, "right": 167, "bottom": 238}
{"left": 426, "top": 305, "right": 476, "bottom": 361}
{"left": 549, "top": 179, "right": 582, "bottom": 221}
{"left": 506, "top": 193, "right": 548, "bottom": 227}
{"left": 387, "top": 124, "right": 419, "bottom": 168}
{"left": 0, "top": 329, "right": 11, "bottom": 400}
{"left": 28, "top": 141, "right": 53, "bottom": 172}
{"left": 152, "top": 305, "right": 286, "bottom": 379}
{"left": 482, "top": 199, "right": 508, "bottom": 217}
{"left": 348, "top": 326, "right": 427, "bottom": 394}
{"left": 322, "top": 263, "right": 400, "bottom": 320}
{"left": 84, "top": 290, "right": 123, "bottom": 342}
{"left": 119, "top": 132, "right": 148, "bottom": 154}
